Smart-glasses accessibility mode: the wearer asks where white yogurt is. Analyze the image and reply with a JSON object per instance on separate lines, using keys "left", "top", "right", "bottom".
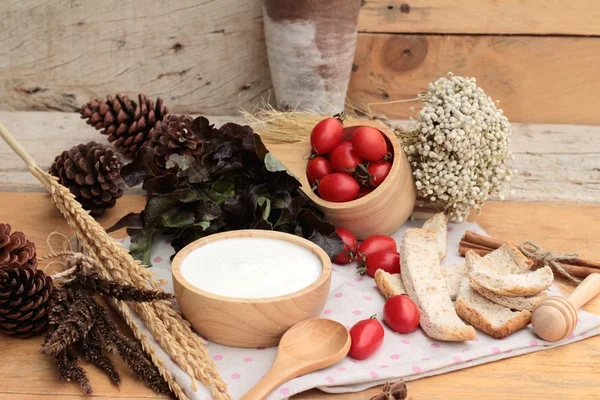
{"left": 180, "top": 237, "right": 323, "bottom": 299}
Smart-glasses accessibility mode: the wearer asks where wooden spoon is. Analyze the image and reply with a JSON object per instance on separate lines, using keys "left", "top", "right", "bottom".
{"left": 240, "top": 318, "right": 351, "bottom": 400}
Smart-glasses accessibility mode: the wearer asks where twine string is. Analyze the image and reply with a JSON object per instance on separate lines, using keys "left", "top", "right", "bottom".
{"left": 518, "top": 240, "right": 582, "bottom": 284}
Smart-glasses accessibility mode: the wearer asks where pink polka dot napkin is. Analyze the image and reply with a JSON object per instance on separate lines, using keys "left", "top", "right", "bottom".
{"left": 118, "top": 221, "right": 600, "bottom": 399}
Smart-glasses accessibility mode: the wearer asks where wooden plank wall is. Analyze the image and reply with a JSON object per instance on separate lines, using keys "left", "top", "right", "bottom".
{"left": 1, "top": 0, "right": 599, "bottom": 124}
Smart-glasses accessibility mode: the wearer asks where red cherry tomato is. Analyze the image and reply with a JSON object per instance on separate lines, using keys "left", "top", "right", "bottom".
{"left": 357, "top": 187, "right": 374, "bottom": 198}
{"left": 333, "top": 227, "right": 358, "bottom": 264}
{"left": 368, "top": 161, "right": 392, "bottom": 186}
{"left": 357, "top": 234, "right": 397, "bottom": 263}
{"left": 349, "top": 317, "right": 385, "bottom": 360}
{"left": 310, "top": 117, "right": 343, "bottom": 155}
{"left": 329, "top": 141, "right": 363, "bottom": 174}
{"left": 365, "top": 251, "right": 400, "bottom": 277}
{"left": 383, "top": 295, "right": 420, "bottom": 334}
{"left": 317, "top": 173, "right": 359, "bottom": 202}
{"left": 352, "top": 126, "right": 387, "bottom": 161}
{"left": 306, "top": 156, "right": 333, "bottom": 184}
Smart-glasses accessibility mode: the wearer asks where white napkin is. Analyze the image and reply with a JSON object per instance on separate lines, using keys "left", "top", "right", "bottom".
{"left": 119, "top": 221, "right": 600, "bottom": 399}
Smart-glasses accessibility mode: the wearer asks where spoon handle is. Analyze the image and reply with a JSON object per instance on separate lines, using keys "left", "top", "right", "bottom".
{"left": 567, "top": 273, "right": 600, "bottom": 310}
{"left": 240, "top": 361, "right": 293, "bottom": 400}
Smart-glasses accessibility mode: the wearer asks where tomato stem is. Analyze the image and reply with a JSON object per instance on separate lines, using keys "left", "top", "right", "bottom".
{"left": 369, "top": 314, "right": 378, "bottom": 320}
{"left": 334, "top": 111, "right": 346, "bottom": 123}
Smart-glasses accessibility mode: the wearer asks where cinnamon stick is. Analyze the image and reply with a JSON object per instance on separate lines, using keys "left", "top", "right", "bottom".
{"left": 459, "top": 240, "right": 495, "bottom": 251}
{"left": 462, "top": 231, "right": 504, "bottom": 250}
{"left": 458, "top": 246, "right": 491, "bottom": 257}
{"left": 560, "top": 263, "right": 600, "bottom": 279}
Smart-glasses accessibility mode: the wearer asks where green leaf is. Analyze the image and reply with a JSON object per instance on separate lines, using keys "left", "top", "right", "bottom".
{"left": 121, "top": 147, "right": 160, "bottom": 187}
{"left": 159, "top": 208, "right": 195, "bottom": 228}
{"left": 264, "top": 153, "right": 287, "bottom": 172}
{"left": 127, "top": 228, "right": 157, "bottom": 266}
{"left": 257, "top": 196, "right": 271, "bottom": 220}
{"left": 194, "top": 200, "right": 221, "bottom": 221}
{"left": 193, "top": 221, "right": 211, "bottom": 230}
{"left": 107, "top": 212, "right": 142, "bottom": 233}
{"left": 144, "top": 197, "right": 176, "bottom": 227}
{"left": 166, "top": 154, "right": 209, "bottom": 183}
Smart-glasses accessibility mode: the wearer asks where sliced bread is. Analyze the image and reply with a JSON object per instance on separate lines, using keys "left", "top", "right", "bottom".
{"left": 467, "top": 242, "right": 533, "bottom": 274}
{"left": 441, "top": 264, "right": 466, "bottom": 301}
{"left": 469, "top": 279, "right": 548, "bottom": 312}
{"left": 375, "top": 264, "right": 466, "bottom": 301}
{"left": 374, "top": 270, "right": 406, "bottom": 298}
{"left": 455, "top": 278, "right": 532, "bottom": 339}
{"left": 400, "top": 229, "right": 476, "bottom": 341}
{"left": 422, "top": 212, "right": 448, "bottom": 259}
{"left": 468, "top": 263, "right": 553, "bottom": 297}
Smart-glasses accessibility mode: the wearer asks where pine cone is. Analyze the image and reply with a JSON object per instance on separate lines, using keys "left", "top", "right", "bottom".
{"left": 149, "top": 114, "right": 203, "bottom": 168}
{"left": 0, "top": 224, "right": 37, "bottom": 268}
{"left": 49, "top": 142, "right": 125, "bottom": 215}
{"left": 0, "top": 264, "right": 53, "bottom": 337}
{"left": 80, "top": 94, "right": 168, "bottom": 158}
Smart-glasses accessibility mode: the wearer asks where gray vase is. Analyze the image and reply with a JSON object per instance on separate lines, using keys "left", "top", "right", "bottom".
{"left": 263, "top": 0, "right": 361, "bottom": 114}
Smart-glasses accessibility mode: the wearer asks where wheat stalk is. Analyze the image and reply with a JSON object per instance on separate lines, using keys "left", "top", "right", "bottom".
{"left": 0, "top": 121, "right": 231, "bottom": 400}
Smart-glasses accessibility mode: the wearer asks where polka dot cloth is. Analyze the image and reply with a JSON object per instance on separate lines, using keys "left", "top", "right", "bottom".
{"left": 118, "top": 221, "right": 600, "bottom": 399}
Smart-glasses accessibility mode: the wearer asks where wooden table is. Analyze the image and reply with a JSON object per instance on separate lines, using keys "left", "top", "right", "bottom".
{"left": 1, "top": 193, "right": 600, "bottom": 399}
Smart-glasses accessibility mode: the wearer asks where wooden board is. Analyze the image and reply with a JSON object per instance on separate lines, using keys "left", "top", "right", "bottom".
{"left": 1, "top": 111, "right": 598, "bottom": 202}
{"left": 1, "top": 194, "right": 600, "bottom": 399}
{"left": 358, "top": 0, "right": 600, "bottom": 35}
{"left": 0, "top": 0, "right": 271, "bottom": 115}
{"left": 349, "top": 34, "right": 600, "bottom": 125}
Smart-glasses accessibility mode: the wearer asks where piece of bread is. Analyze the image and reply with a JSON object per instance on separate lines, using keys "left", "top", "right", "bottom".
{"left": 455, "top": 278, "right": 532, "bottom": 339}
{"left": 469, "top": 263, "right": 553, "bottom": 297}
{"left": 374, "top": 270, "right": 407, "bottom": 298}
{"left": 441, "top": 264, "right": 466, "bottom": 301}
{"left": 470, "top": 278, "right": 548, "bottom": 311}
{"left": 400, "top": 229, "right": 476, "bottom": 341}
{"left": 375, "top": 264, "right": 466, "bottom": 301}
{"left": 422, "top": 212, "right": 448, "bottom": 259}
{"left": 467, "top": 243, "right": 533, "bottom": 274}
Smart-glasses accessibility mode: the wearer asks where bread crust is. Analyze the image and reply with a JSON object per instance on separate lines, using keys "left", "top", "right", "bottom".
{"left": 455, "top": 297, "right": 532, "bottom": 339}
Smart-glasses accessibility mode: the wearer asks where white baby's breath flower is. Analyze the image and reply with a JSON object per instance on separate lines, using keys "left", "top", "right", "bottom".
{"left": 399, "top": 73, "right": 513, "bottom": 221}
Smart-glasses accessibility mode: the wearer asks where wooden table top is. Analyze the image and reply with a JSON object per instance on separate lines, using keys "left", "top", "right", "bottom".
{"left": 1, "top": 193, "right": 599, "bottom": 399}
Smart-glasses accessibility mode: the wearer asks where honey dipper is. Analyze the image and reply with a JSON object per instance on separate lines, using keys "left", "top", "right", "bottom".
{"left": 532, "top": 273, "right": 600, "bottom": 341}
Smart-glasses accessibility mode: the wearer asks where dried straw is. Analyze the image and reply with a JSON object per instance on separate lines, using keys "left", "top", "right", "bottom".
{"left": 0, "top": 122, "right": 230, "bottom": 400}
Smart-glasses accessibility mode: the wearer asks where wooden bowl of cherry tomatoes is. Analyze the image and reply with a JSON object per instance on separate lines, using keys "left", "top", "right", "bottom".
{"left": 267, "top": 118, "right": 416, "bottom": 239}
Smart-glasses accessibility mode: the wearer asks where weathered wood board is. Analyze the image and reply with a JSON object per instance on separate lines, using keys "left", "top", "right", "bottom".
{"left": 359, "top": 0, "right": 600, "bottom": 35}
{"left": 350, "top": 34, "right": 600, "bottom": 125}
{"left": 0, "top": 111, "right": 598, "bottom": 202}
{"left": 0, "top": 0, "right": 271, "bottom": 115}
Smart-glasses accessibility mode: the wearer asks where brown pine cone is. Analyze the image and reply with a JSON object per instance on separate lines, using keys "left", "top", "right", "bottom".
{"left": 80, "top": 94, "right": 168, "bottom": 158}
{"left": 149, "top": 114, "right": 203, "bottom": 168}
{"left": 0, "top": 264, "right": 53, "bottom": 338}
{"left": 50, "top": 142, "right": 125, "bottom": 215}
{"left": 0, "top": 224, "right": 37, "bottom": 268}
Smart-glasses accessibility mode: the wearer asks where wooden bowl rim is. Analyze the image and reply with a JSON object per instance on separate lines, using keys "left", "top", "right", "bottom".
{"left": 305, "top": 119, "right": 407, "bottom": 209}
{"left": 171, "top": 229, "right": 332, "bottom": 304}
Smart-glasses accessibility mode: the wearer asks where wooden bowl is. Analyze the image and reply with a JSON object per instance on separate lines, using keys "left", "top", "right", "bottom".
{"left": 171, "top": 230, "right": 332, "bottom": 348}
{"left": 266, "top": 120, "right": 416, "bottom": 239}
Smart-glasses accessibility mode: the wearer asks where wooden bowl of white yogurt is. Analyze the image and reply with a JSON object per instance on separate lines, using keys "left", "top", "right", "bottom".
{"left": 171, "top": 230, "right": 332, "bottom": 348}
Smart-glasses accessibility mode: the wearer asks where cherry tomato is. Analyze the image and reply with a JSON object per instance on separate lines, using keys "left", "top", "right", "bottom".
{"left": 352, "top": 126, "right": 387, "bottom": 161}
{"left": 365, "top": 251, "right": 400, "bottom": 277}
{"left": 317, "top": 173, "right": 359, "bottom": 202}
{"left": 357, "top": 234, "right": 397, "bottom": 263}
{"left": 383, "top": 295, "right": 420, "bottom": 334}
{"left": 306, "top": 156, "right": 333, "bottom": 184}
{"left": 368, "top": 161, "right": 392, "bottom": 186}
{"left": 357, "top": 187, "right": 374, "bottom": 198}
{"left": 329, "top": 141, "right": 363, "bottom": 174}
{"left": 333, "top": 227, "right": 358, "bottom": 264}
{"left": 349, "top": 316, "right": 385, "bottom": 360}
{"left": 310, "top": 117, "right": 343, "bottom": 155}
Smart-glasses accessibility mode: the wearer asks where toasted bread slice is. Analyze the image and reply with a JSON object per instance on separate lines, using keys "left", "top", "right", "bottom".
{"left": 469, "top": 263, "right": 553, "bottom": 297}
{"left": 467, "top": 243, "right": 533, "bottom": 274}
{"left": 422, "top": 212, "right": 448, "bottom": 259}
{"left": 455, "top": 278, "right": 532, "bottom": 339}
{"left": 401, "top": 229, "right": 476, "bottom": 341}
{"left": 470, "top": 279, "right": 548, "bottom": 311}
{"left": 375, "top": 264, "right": 466, "bottom": 301}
